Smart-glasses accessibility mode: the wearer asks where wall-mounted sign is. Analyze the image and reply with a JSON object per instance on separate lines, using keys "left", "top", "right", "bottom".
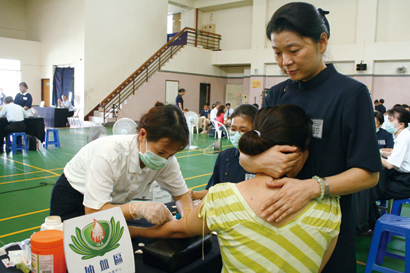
{"left": 252, "top": 80, "right": 261, "bottom": 88}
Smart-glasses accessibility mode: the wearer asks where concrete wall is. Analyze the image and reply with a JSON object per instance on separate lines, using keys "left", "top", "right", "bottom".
{"left": 26, "top": 0, "right": 85, "bottom": 109}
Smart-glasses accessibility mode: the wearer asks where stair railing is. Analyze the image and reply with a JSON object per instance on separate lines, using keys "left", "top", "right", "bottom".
{"left": 85, "top": 27, "right": 221, "bottom": 123}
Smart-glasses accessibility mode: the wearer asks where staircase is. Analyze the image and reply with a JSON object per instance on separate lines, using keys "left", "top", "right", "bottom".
{"left": 85, "top": 27, "right": 221, "bottom": 124}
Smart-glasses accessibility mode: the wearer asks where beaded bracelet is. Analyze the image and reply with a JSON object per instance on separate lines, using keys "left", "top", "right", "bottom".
{"left": 312, "top": 175, "right": 324, "bottom": 201}
{"left": 322, "top": 177, "right": 330, "bottom": 198}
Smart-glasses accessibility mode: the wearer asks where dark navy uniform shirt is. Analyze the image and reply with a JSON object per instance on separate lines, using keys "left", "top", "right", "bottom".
{"left": 375, "top": 104, "right": 386, "bottom": 114}
{"left": 206, "top": 147, "right": 254, "bottom": 190}
{"left": 377, "top": 128, "right": 394, "bottom": 149}
{"left": 14, "top": 92, "right": 32, "bottom": 109}
{"left": 200, "top": 109, "right": 210, "bottom": 117}
{"left": 175, "top": 94, "right": 183, "bottom": 110}
{"left": 263, "top": 64, "right": 382, "bottom": 273}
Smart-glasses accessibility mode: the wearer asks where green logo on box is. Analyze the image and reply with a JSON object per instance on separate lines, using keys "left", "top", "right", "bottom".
{"left": 69, "top": 217, "right": 124, "bottom": 260}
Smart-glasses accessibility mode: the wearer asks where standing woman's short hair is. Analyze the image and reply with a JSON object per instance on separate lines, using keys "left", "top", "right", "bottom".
{"left": 239, "top": 104, "right": 313, "bottom": 155}
{"left": 266, "top": 2, "right": 330, "bottom": 42}
{"left": 19, "top": 82, "right": 28, "bottom": 89}
{"left": 137, "top": 104, "right": 189, "bottom": 150}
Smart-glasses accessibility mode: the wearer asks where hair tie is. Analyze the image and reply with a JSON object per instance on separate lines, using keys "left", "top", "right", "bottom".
{"left": 318, "top": 8, "right": 330, "bottom": 16}
{"left": 254, "top": 130, "right": 261, "bottom": 137}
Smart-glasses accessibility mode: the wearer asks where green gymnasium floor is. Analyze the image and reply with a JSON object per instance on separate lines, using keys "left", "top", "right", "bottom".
{"left": 0, "top": 127, "right": 406, "bottom": 272}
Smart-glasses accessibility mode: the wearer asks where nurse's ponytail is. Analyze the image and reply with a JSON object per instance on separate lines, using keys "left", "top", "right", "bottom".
{"left": 138, "top": 104, "right": 189, "bottom": 150}
{"left": 239, "top": 105, "right": 312, "bottom": 156}
{"left": 266, "top": 2, "right": 330, "bottom": 42}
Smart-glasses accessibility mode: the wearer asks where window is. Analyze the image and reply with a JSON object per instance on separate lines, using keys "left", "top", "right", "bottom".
{"left": 0, "top": 59, "right": 21, "bottom": 98}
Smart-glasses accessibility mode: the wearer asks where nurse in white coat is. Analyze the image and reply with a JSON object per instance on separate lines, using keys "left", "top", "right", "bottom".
{"left": 50, "top": 103, "right": 193, "bottom": 224}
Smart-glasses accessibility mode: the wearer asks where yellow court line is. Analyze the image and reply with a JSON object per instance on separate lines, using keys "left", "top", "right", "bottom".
{"left": 0, "top": 156, "right": 60, "bottom": 176}
{"left": 177, "top": 151, "right": 215, "bottom": 158}
{"left": 185, "top": 173, "right": 212, "bottom": 180}
{"left": 189, "top": 183, "right": 208, "bottom": 190}
{"left": 0, "top": 226, "right": 41, "bottom": 239}
{"left": 0, "top": 209, "right": 50, "bottom": 222}
{"left": 0, "top": 175, "right": 59, "bottom": 185}
{"left": 356, "top": 261, "right": 366, "bottom": 266}
{"left": 0, "top": 167, "right": 64, "bottom": 178}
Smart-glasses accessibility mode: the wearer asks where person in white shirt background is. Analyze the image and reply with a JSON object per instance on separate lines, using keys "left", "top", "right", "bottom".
{"left": 58, "top": 94, "right": 75, "bottom": 126}
{"left": 224, "top": 103, "right": 234, "bottom": 127}
{"left": 0, "top": 96, "right": 28, "bottom": 152}
{"left": 367, "top": 106, "right": 410, "bottom": 230}
{"left": 58, "top": 94, "right": 74, "bottom": 112}
{"left": 210, "top": 101, "right": 221, "bottom": 123}
{"left": 49, "top": 103, "right": 194, "bottom": 225}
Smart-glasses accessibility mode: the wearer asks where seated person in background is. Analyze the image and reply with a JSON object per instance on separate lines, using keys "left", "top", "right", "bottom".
{"left": 224, "top": 103, "right": 234, "bottom": 127}
{"left": 215, "top": 105, "right": 225, "bottom": 124}
{"left": 200, "top": 103, "right": 211, "bottom": 134}
{"left": 0, "top": 96, "right": 28, "bottom": 152}
{"left": 379, "top": 106, "right": 410, "bottom": 199}
{"left": 14, "top": 82, "right": 33, "bottom": 116}
{"left": 190, "top": 104, "right": 258, "bottom": 199}
{"left": 366, "top": 106, "right": 410, "bottom": 231}
{"left": 130, "top": 104, "right": 341, "bottom": 272}
{"left": 58, "top": 95, "right": 74, "bottom": 112}
{"left": 375, "top": 111, "right": 394, "bottom": 149}
{"left": 58, "top": 95, "right": 75, "bottom": 126}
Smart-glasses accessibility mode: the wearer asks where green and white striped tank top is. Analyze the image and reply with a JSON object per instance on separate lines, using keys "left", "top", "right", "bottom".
{"left": 199, "top": 183, "right": 341, "bottom": 273}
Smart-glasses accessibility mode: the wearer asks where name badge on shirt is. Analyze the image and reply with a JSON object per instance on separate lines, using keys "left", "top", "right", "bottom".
{"left": 378, "top": 140, "right": 386, "bottom": 145}
{"left": 23, "top": 97, "right": 27, "bottom": 100}
{"left": 312, "top": 119, "right": 324, "bottom": 139}
{"left": 245, "top": 173, "right": 256, "bottom": 180}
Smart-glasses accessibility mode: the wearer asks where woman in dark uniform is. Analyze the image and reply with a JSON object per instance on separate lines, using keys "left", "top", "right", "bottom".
{"left": 239, "top": 3, "right": 382, "bottom": 272}
{"left": 375, "top": 111, "right": 394, "bottom": 149}
{"left": 190, "top": 104, "right": 258, "bottom": 199}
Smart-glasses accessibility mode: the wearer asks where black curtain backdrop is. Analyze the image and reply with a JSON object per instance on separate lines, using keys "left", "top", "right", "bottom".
{"left": 52, "top": 67, "right": 74, "bottom": 106}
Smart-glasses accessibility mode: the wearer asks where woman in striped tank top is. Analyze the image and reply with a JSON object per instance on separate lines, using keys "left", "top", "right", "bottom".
{"left": 130, "top": 104, "right": 341, "bottom": 272}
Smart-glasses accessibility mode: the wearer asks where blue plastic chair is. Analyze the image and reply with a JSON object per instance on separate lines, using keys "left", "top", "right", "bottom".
{"left": 6, "top": 132, "right": 29, "bottom": 154}
{"left": 377, "top": 199, "right": 392, "bottom": 215}
{"left": 365, "top": 214, "right": 410, "bottom": 273}
{"left": 391, "top": 199, "right": 410, "bottom": 216}
{"left": 44, "top": 128, "right": 60, "bottom": 148}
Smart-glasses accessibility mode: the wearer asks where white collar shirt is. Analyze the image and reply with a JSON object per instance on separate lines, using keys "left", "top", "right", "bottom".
{"left": 0, "top": 103, "right": 28, "bottom": 122}
{"left": 387, "top": 128, "right": 410, "bottom": 173}
{"left": 62, "top": 100, "right": 74, "bottom": 111}
{"left": 225, "top": 108, "right": 234, "bottom": 119}
{"left": 64, "top": 134, "right": 188, "bottom": 210}
{"left": 210, "top": 108, "right": 218, "bottom": 122}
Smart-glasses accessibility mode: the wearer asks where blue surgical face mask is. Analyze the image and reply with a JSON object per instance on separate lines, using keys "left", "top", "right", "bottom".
{"left": 138, "top": 139, "right": 169, "bottom": 170}
{"left": 229, "top": 131, "right": 244, "bottom": 149}
{"left": 385, "top": 120, "right": 397, "bottom": 134}
{"left": 376, "top": 128, "right": 379, "bottom": 133}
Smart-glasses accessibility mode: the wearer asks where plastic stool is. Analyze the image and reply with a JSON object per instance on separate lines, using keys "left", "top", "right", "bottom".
{"left": 45, "top": 128, "right": 60, "bottom": 148}
{"left": 377, "top": 199, "right": 393, "bottom": 215}
{"left": 391, "top": 199, "right": 410, "bottom": 216}
{"left": 365, "top": 214, "right": 410, "bottom": 273}
{"left": 6, "top": 132, "right": 29, "bottom": 154}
